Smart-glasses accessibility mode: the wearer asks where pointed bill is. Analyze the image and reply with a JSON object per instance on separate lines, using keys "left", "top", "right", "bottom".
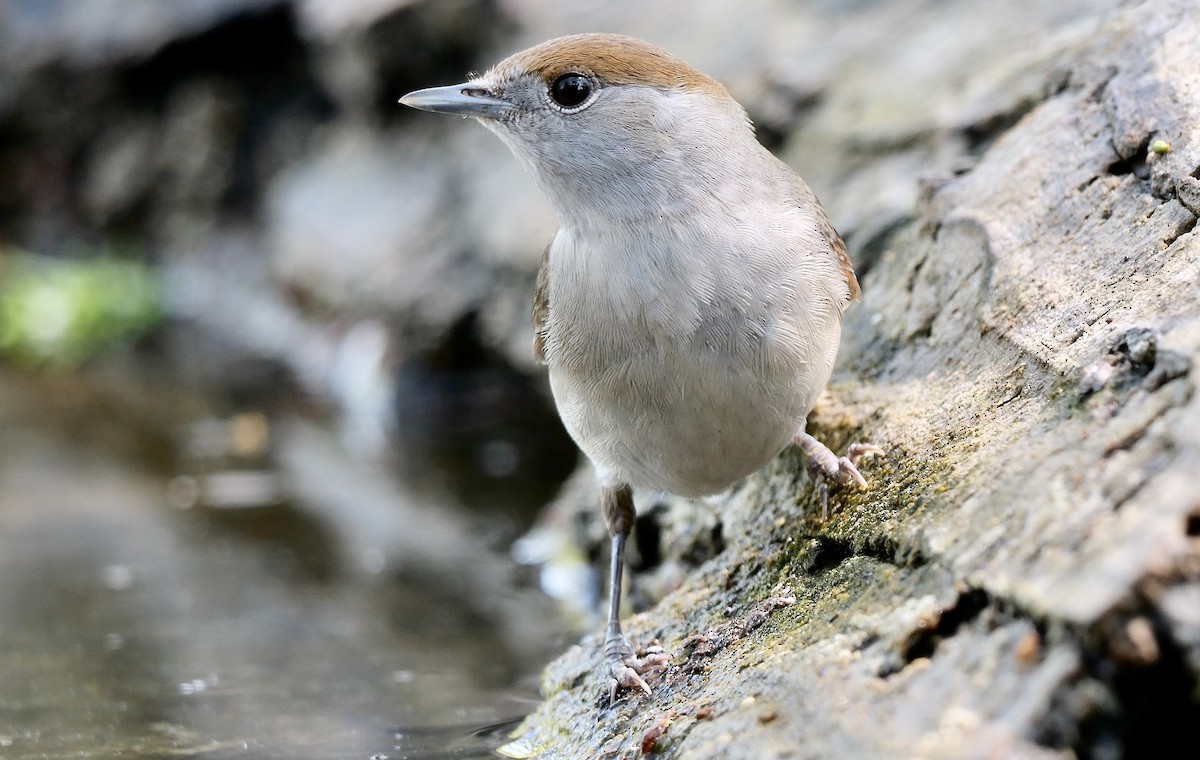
{"left": 398, "top": 83, "right": 514, "bottom": 118}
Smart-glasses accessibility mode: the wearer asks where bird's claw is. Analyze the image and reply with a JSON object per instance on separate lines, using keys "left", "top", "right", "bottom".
{"left": 795, "top": 434, "right": 883, "bottom": 519}
{"left": 606, "top": 639, "right": 669, "bottom": 703}
{"left": 609, "top": 663, "right": 652, "bottom": 701}
{"left": 847, "top": 442, "right": 885, "bottom": 464}
{"left": 836, "top": 443, "right": 883, "bottom": 489}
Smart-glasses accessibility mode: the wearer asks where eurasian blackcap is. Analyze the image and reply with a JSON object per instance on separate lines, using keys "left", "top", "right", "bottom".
{"left": 400, "top": 33, "right": 879, "bottom": 701}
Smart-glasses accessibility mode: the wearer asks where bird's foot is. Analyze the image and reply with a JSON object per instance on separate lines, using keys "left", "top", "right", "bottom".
{"left": 794, "top": 433, "right": 883, "bottom": 519}
{"left": 606, "top": 634, "right": 670, "bottom": 703}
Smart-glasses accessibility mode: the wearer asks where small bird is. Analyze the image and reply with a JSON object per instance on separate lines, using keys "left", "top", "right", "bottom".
{"left": 400, "top": 33, "right": 880, "bottom": 701}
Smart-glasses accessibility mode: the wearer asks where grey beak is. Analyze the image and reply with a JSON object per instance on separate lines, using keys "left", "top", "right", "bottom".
{"left": 398, "top": 83, "right": 514, "bottom": 118}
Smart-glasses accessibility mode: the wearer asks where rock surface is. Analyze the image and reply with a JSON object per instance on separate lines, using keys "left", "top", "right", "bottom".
{"left": 501, "top": 0, "right": 1200, "bottom": 757}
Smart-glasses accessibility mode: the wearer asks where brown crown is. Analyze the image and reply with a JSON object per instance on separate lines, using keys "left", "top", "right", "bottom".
{"left": 490, "top": 33, "right": 729, "bottom": 98}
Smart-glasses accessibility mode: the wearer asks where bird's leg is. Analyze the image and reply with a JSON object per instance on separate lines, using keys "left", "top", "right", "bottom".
{"left": 602, "top": 483, "right": 669, "bottom": 702}
{"left": 794, "top": 431, "right": 883, "bottom": 520}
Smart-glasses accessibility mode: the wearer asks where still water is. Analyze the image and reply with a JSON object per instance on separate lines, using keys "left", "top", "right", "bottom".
{"left": 0, "top": 365, "right": 576, "bottom": 759}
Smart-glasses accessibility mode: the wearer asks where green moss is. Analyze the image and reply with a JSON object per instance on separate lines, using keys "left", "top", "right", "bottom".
{"left": 0, "top": 248, "right": 162, "bottom": 367}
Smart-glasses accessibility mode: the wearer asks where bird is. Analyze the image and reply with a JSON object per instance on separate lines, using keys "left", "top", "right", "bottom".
{"left": 400, "top": 33, "right": 880, "bottom": 701}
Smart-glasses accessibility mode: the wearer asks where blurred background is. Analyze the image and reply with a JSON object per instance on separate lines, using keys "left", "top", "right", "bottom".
{"left": 0, "top": 1, "right": 588, "bottom": 757}
{"left": 0, "top": 0, "right": 1120, "bottom": 757}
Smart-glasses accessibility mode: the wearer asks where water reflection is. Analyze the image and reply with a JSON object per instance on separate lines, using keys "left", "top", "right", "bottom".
{"left": 0, "top": 358, "right": 573, "bottom": 759}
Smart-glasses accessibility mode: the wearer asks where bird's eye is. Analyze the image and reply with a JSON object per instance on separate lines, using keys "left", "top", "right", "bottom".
{"left": 549, "top": 73, "right": 593, "bottom": 109}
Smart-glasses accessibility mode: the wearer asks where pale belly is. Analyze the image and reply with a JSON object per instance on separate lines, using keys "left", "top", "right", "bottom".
{"left": 548, "top": 342, "right": 824, "bottom": 497}
{"left": 541, "top": 218, "right": 846, "bottom": 495}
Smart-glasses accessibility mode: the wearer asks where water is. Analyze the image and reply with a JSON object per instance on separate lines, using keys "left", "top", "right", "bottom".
{"left": 0, "top": 365, "right": 575, "bottom": 759}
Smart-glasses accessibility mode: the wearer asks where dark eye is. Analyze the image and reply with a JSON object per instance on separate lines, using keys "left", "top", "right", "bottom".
{"left": 549, "top": 73, "right": 593, "bottom": 108}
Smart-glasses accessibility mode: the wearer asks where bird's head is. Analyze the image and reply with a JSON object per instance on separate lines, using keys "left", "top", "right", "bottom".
{"left": 400, "top": 34, "right": 758, "bottom": 223}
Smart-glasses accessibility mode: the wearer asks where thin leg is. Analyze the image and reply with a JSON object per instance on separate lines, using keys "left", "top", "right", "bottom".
{"left": 794, "top": 432, "right": 883, "bottom": 519}
{"left": 602, "top": 483, "right": 668, "bottom": 702}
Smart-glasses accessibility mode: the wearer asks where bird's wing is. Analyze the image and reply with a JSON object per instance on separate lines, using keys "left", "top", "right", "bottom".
{"left": 785, "top": 167, "right": 860, "bottom": 306}
{"left": 817, "top": 207, "right": 861, "bottom": 304}
{"left": 532, "top": 241, "right": 551, "bottom": 364}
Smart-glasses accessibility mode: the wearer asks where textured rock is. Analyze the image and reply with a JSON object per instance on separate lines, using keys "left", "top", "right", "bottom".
{"left": 503, "top": 1, "right": 1200, "bottom": 757}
